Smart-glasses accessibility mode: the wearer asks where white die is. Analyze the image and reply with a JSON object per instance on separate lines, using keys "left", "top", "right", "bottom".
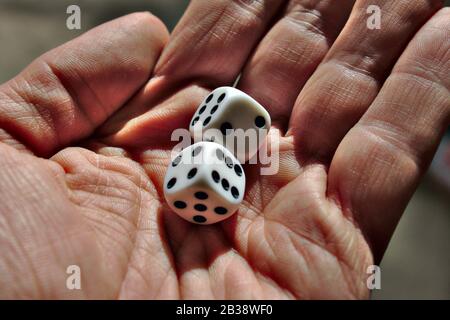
{"left": 189, "top": 87, "right": 271, "bottom": 162}
{"left": 163, "top": 141, "right": 245, "bottom": 225}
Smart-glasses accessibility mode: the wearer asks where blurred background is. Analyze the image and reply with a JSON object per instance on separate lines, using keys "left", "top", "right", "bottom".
{"left": 0, "top": 0, "right": 449, "bottom": 299}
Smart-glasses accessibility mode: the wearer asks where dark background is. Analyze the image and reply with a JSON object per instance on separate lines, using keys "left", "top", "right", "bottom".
{"left": 0, "top": 0, "right": 449, "bottom": 299}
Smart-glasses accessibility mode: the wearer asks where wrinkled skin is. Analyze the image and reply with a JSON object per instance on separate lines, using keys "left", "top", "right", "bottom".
{"left": 0, "top": 1, "right": 448, "bottom": 299}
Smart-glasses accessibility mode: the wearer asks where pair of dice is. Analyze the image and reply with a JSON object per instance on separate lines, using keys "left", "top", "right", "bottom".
{"left": 163, "top": 87, "right": 271, "bottom": 224}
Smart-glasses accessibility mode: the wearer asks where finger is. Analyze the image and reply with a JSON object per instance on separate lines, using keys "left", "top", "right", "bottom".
{"left": 98, "top": 82, "right": 207, "bottom": 148}
{"left": 0, "top": 12, "right": 168, "bottom": 157}
{"left": 99, "top": 0, "right": 286, "bottom": 147}
{"left": 328, "top": 8, "right": 450, "bottom": 261}
{"left": 288, "top": 0, "right": 443, "bottom": 163}
{"left": 154, "top": 0, "right": 285, "bottom": 86}
{"left": 238, "top": 0, "right": 355, "bottom": 128}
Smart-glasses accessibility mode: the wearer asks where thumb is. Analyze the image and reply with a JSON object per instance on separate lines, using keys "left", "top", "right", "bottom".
{"left": 0, "top": 12, "right": 168, "bottom": 157}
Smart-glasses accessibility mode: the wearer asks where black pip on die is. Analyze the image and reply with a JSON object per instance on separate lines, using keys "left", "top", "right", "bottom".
{"left": 164, "top": 142, "right": 245, "bottom": 225}
{"left": 189, "top": 86, "right": 271, "bottom": 162}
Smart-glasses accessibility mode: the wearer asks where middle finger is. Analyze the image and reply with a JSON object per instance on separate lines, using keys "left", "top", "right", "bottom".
{"left": 237, "top": 0, "right": 356, "bottom": 129}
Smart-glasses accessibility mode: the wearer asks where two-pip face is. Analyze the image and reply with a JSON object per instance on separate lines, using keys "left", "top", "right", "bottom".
{"left": 189, "top": 87, "right": 271, "bottom": 162}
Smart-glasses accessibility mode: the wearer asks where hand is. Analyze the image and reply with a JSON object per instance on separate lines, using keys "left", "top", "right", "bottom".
{"left": 0, "top": 1, "right": 448, "bottom": 299}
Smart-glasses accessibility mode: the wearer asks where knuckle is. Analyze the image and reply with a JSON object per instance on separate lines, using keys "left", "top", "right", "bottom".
{"left": 126, "top": 11, "right": 169, "bottom": 46}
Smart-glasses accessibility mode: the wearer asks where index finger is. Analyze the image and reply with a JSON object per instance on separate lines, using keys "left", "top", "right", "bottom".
{"left": 154, "top": 0, "right": 285, "bottom": 86}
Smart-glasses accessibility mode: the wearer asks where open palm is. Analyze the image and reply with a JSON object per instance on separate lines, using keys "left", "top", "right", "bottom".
{"left": 0, "top": 1, "right": 448, "bottom": 299}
